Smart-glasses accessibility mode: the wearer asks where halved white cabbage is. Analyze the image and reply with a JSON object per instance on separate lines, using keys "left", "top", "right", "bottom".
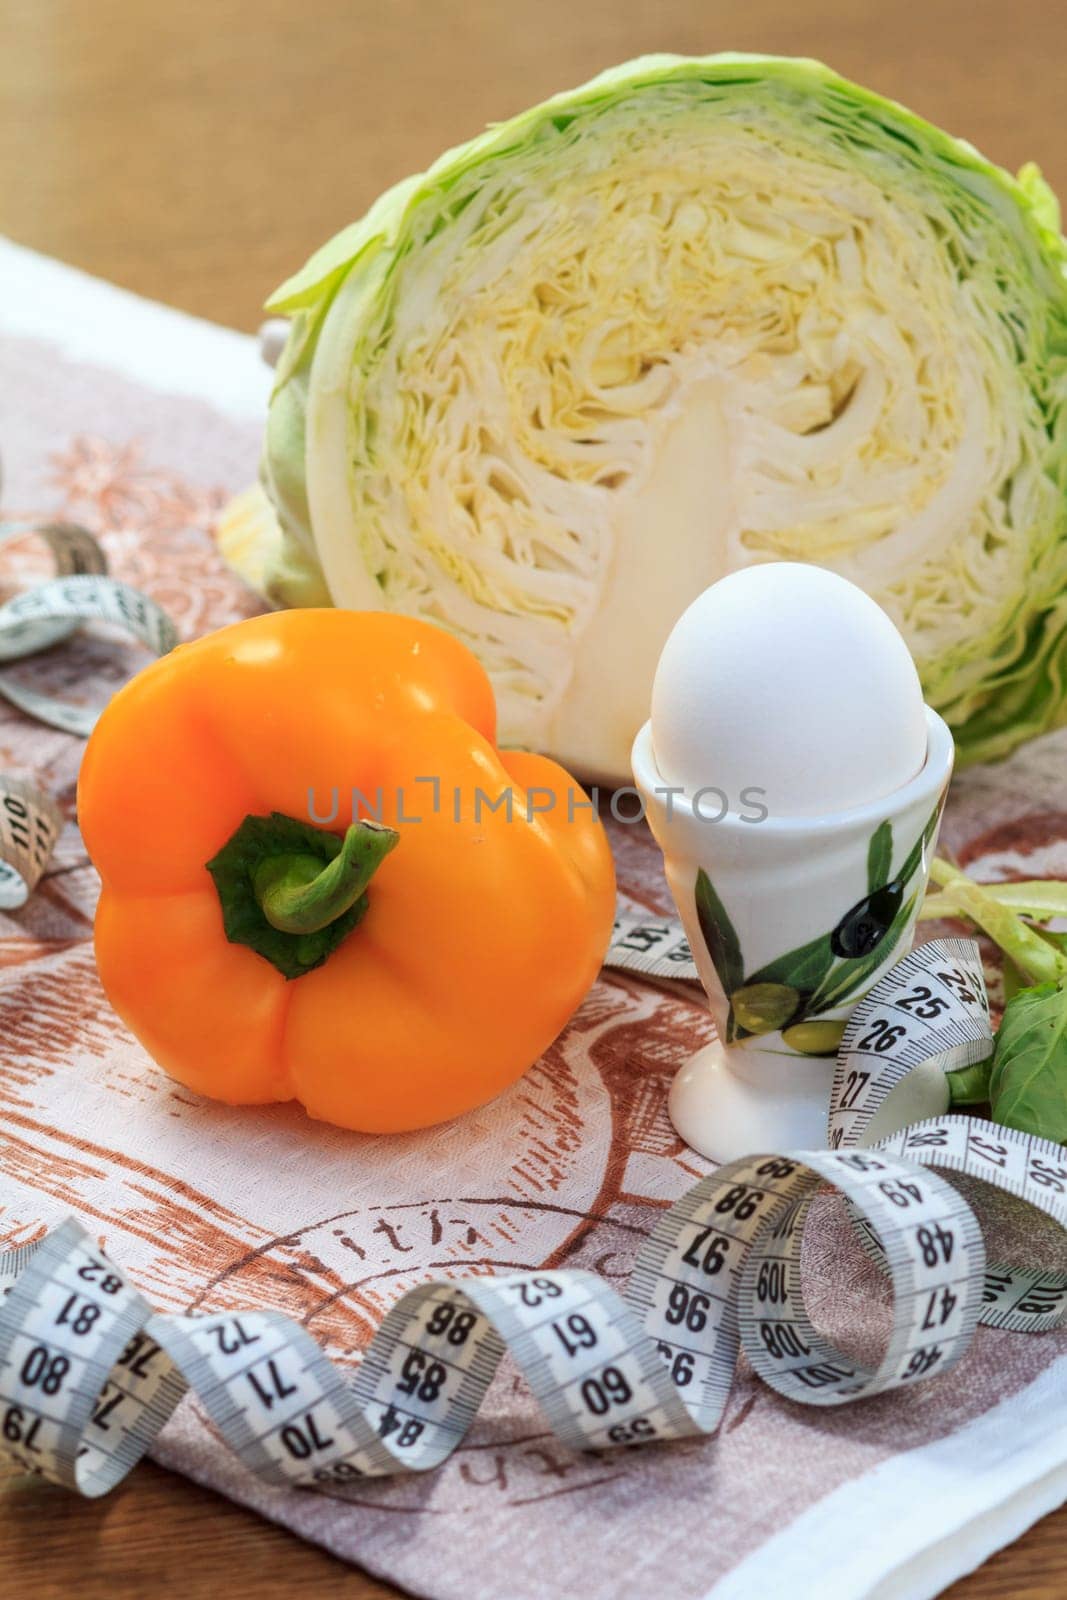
{"left": 251, "top": 54, "right": 1067, "bottom": 782}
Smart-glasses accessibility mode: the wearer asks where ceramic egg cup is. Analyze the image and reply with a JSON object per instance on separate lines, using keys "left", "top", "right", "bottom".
{"left": 632, "top": 707, "right": 954, "bottom": 1163}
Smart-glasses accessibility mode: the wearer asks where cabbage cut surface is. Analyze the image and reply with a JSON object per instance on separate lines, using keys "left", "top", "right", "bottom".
{"left": 257, "top": 55, "right": 1067, "bottom": 782}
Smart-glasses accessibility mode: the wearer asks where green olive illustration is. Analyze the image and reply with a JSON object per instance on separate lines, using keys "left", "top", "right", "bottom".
{"left": 830, "top": 879, "right": 904, "bottom": 959}
{"left": 781, "top": 1019, "right": 847, "bottom": 1056}
{"left": 731, "top": 982, "right": 801, "bottom": 1035}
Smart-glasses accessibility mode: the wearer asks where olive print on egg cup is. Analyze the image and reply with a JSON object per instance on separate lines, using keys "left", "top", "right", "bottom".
{"left": 696, "top": 799, "right": 944, "bottom": 1056}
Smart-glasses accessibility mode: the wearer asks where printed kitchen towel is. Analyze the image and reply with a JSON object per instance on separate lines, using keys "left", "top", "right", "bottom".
{"left": 0, "top": 235, "right": 1065, "bottom": 1600}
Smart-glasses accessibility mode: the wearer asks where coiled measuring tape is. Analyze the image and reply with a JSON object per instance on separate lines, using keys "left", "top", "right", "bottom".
{"left": 0, "top": 515, "right": 177, "bottom": 904}
{"left": 1, "top": 938, "right": 1064, "bottom": 1497}
{"left": 0, "top": 519, "right": 177, "bottom": 736}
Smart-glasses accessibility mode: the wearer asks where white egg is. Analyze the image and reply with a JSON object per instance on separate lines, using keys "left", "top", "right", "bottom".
{"left": 650, "top": 563, "right": 927, "bottom": 819}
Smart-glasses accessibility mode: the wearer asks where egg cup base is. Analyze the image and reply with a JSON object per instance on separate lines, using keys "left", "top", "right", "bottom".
{"left": 669, "top": 1038, "right": 835, "bottom": 1163}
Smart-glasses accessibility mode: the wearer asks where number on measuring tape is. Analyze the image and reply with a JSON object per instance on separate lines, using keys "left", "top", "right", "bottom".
{"left": 604, "top": 911, "right": 699, "bottom": 981}
{"left": 830, "top": 938, "right": 994, "bottom": 1148}
{"left": 0, "top": 778, "right": 63, "bottom": 910}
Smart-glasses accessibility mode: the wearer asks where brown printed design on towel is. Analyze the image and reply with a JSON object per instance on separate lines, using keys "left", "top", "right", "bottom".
{"left": 0, "top": 359, "right": 1065, "bottom": 1600}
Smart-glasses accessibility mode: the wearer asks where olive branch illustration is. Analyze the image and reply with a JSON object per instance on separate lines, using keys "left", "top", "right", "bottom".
{"left": 695, "top": 799, "right": 944, "bottom": 1055}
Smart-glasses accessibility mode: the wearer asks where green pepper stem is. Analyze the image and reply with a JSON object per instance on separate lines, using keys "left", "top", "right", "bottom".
{"left": 252, "top": 820, "right": 399, "bottom": 935}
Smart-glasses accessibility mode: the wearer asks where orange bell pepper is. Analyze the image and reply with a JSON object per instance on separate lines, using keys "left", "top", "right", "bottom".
{"left": 78, "top": 610, "right": 615, "bottom": 1132}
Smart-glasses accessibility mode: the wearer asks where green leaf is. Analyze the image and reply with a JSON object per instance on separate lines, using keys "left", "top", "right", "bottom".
{"left": 1003, "top": 957, "right": 1029, "bottom": 1004}
{"left": 694, "top": 868, "right": 745, "bottom": 997}
{"left": 867, "top": 820, "right": 893, "bottom": 893}
{"left": 744, "top": 931, "right": 837, "bottom": 999}
{"left": 989, "top": 979, "right": 1067, "bottom": 1142}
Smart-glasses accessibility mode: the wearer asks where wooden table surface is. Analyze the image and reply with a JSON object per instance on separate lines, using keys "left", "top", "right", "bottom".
{"left": 2, "top": 1, "right": 1066, "bottom": 1595}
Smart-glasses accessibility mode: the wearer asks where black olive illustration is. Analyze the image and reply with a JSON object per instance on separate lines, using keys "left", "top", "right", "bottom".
{"left": 830, "top": 879, "right": 904, "bottom": 959}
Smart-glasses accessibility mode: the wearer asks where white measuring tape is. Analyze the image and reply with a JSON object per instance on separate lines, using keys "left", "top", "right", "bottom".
{"left": 1, "top": 938, "right": 1064, "bottom": 1497}
{"left": 0, "top": 514, "right": 177, "bottom": 903}
{"left": 605, "top": 909, "right": 699, "bottom": 981}
{"left": 0, "top": 519, "right": 178, "bottom": 737}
